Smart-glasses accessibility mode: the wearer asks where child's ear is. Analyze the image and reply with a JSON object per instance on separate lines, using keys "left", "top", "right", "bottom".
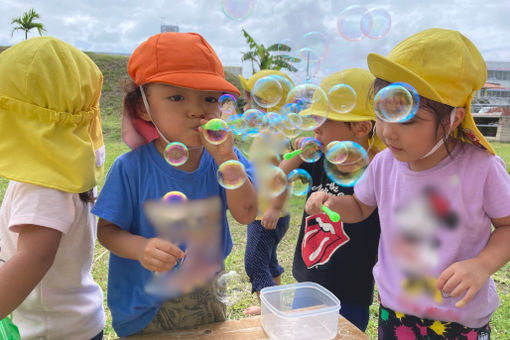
{"left": 352, "top": 121, "right": 373, "bottom": 138}
{"left": 451, "top": 108, "right": 465, "bottom": 130}
{"left": 136, "top": 96, "right": 151, "bottom": 122}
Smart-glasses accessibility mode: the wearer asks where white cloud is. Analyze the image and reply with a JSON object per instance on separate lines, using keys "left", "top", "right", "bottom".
{"left": 0, "top": 0, "right": 509, "bottom": 79}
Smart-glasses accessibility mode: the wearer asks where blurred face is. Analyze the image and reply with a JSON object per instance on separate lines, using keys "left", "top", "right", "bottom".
{"left": 141, "top": 83, "right": 222, "bottom": 147}
{"left": 313, "top": 119, "right": 356, "bottom": 148}
{"left": 376, "top": 108, "right": 445, "bottom": 169}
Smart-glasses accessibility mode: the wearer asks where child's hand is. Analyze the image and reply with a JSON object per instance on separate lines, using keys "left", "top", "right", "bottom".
{"left": 138, "top": 237, "right": 185, "bottom": 272}
{"left": 198, "top": 120, "right": 236, "bottom": 163}
{"left": 437, "top": 257, "right": 491, "bottom": 308}
{"left": 305, "top": 191, "right": 331, "bottom": 216}
{"left": 261, "top": 207, "right": 281, "bottom": 230}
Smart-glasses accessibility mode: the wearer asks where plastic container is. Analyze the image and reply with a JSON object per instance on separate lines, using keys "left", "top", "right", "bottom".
{"left": 260, "top": 281, "right": 340, "bottom": 340}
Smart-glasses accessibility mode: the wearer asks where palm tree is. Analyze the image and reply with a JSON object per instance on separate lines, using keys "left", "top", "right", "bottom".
{"left": 11, "top": 9, "right": 46, "bottom": 40}
{"left": 241, "top": 29, "right": 299, "bottom": 74}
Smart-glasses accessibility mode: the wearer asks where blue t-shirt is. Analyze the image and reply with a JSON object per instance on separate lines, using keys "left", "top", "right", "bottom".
{"left": 91, "top": 141, "right": 253, "bottom": 337}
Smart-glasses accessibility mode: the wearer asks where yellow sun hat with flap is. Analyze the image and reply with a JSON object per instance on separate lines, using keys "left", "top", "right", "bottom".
{"left": 0, "top": 36, "right": 104, "bottom": 193}
{"left": 367, "top": 28, "right": 494, "bottom": 154}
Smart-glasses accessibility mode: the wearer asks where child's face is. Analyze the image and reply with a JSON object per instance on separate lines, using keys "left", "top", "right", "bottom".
{"left": 376, "top": 108, "right": 443, "bottom": 164}
{"left": 142, "top": 83, "right": 222, "bottom": 147}
{"left": 313, "top": 119, "right": 356, "bottom": 147}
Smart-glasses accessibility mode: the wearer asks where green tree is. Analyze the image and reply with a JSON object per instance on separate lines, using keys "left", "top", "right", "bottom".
{"left": 241, "top": 28, "right": 299, "bottom": 74}
{"left": 11, "top": 8, "right": 46, "bottom": 40}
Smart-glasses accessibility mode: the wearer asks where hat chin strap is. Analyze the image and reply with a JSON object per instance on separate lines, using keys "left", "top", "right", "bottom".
{"left": 420, "top": 108, "right": 456, "bottom": 159}
{"left": 139, "top": 86, "right": 201, "bottom": 150}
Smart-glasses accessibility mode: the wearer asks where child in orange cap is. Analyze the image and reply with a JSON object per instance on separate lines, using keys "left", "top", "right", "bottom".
{"left": 91, "top": 32, "right": 257, "bottom": 337}
{"left": 305, "top": 28, "right": 510, "bottom": 339}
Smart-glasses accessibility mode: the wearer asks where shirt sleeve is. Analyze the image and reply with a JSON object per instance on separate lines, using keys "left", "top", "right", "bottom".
{"left": 8, "top": 182, "right": 76, "bottom": 234}
{"left": 91, "top": 157, "right": 135, "bottom": 230}
{"left": 483, "top": 155, "right": 510, "bottom": 219}
{"left": 354, "top": 157, "right": 377, "bottom": 207}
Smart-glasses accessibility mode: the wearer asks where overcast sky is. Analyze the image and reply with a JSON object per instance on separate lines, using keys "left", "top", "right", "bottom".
{"left": 1, "top": 0, "right": 509, "bottom": 81}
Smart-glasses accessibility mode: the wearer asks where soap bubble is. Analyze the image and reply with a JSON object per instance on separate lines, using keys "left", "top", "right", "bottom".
{"left": 298, "top": 31, "right": 329, "bottom": 60}
{"left": 213, "top": 270, "right": 244, "bottom": 306}
{"left": 328, "top": 84, "right": 357, "bottom": 113}
{"left": 221, "top": 0, "right": 254, "bottom": 21}
{"left": 287, "top": 83, "right": 328, "bottom": 130}
{"left": 374, "top": 82, "right": 419, "bottom": 123}
{"left": 202, "top": 118, "right": 229, "bottom": 145}
{"left": 243, "top": 109, "right": 268, "bottom": 135}
{"left": 252, "top": 76, "right": 283, "bottom": 109}
{"left": 225, "top": 113, "right": 246, "bottom": 135}
{"left": 217, "top": 160, "right": 247, "bottom": 190}
{"left": 161, "top": 191, "right": 188, "bottom": 203}
{"left": 164, "top": 142, "right": 189, "bottom": 167}
{"left": 324, "top": 141, "right": 369, "bottom": 187}
{"left": 337, "top": 5, "right": 367, "bottom": 41}
{"left": 325, "top": 141, "right": 349, "bottom": 164}
{"left": 288, "top": 169, "right": 312, "bottom": 196}
{"left": 361, "top": 8, "right": 391, "bottom": 39}
{"left": 219, "top": 94, "right": 237, "bottom": 115}
{"left": 298, "top": 137, "right": 322, "bottom": 163}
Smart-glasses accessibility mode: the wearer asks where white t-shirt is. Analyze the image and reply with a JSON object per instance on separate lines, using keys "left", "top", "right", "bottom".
{"left": 0, "top": 181, "right": 105, "bottom": 340}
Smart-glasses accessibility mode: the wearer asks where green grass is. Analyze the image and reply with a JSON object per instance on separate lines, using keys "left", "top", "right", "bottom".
{"left": 0, "top": 51, "right": 508, "bottom": 339}
{"left": 89, "top": 140, "right": 510, "bottom": 340}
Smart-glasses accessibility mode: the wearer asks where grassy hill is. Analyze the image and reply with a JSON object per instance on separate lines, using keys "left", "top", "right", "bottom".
{"left": 0, "top": 49, "right": 508, "bottom": 339}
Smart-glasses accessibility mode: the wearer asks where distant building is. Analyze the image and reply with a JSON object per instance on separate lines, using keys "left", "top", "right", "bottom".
{"left": 224, "top": 66, "right": 242, "bottom": 76}
{"left": 161, "top": 24, "right": 179, "bottom": 33}
{"left": 474, "top": 61, "right": 510, "bottom": 109}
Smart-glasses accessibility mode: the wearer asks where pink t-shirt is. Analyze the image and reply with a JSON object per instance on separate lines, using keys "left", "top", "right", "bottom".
{"left": 355, "top": 142, "right": 510, "bottom": 328}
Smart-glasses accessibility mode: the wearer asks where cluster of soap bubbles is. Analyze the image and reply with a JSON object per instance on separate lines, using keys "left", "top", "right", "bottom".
{"left": 337, "top": 6, "right": 392, "bottom": 41}
{"left": 164, "top": 77, "right": 418, "bottom": 192}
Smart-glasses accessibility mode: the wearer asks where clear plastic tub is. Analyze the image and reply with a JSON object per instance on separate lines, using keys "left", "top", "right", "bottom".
{"left": 260, "top": 281, "right": 341, "bottom": 340}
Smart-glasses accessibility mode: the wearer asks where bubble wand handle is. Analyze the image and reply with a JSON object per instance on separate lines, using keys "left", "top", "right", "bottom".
{"left": 321, "top": 205, "right": 340, "bottom": 222}
{"left": 283, "top": 149, "right": 302, "bottom": 160}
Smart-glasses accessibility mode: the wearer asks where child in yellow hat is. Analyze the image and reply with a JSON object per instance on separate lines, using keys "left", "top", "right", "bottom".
{"left": 238, "top": 70, "right": 294, "bottom": 316}
{"left": 91, "top": 32, "right": 257, "bottom": 337}
{"left": 0, "top": 37, "right": 105, "bottom": 339}
{"left": 306, "top": 28, "right": 510, "bottom": 338}
{"left": 267, "top": 68, "right": 383, "bottom": 331}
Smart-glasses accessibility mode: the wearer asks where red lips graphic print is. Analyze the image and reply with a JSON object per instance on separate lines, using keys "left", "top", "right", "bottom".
{"left": 302, "top": 213, "right": 350, "bottom": 268}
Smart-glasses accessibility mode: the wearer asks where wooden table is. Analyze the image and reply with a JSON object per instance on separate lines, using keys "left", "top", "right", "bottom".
{"left": 121, "top": 315, "right": 371, "bottom": 339}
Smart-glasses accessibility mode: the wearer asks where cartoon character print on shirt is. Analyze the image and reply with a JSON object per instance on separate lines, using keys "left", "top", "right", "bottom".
{"left": 394, "top": 186, "right": 458, "bottom": 304}
{"left": 302, "top": 213, "right": 350, "bottom": 269}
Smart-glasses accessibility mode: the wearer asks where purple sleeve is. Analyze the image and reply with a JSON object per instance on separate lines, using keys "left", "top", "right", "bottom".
{"left": 483, "top": 155, "right": 510, "bottom": 219}
{"left": 354, "top": 158, "right": 377, "bottom": 207}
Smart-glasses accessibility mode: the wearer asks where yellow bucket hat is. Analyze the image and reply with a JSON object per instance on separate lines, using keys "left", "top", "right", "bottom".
{"left": 300, "top": 68, "right": 385, "bottom": 152}
{"left": 239, "top": 70, "right": 294, "bottom": 112}
{"left": 0, "top": 36, "right": 104, "bottom": 193}
{"left": 367, "top": 28, "right": 494, "bottom": 154}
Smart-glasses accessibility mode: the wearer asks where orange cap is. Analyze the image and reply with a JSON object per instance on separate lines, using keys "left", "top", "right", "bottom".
{"left": 128, "top": 32, "right": 240, "bottom": 96}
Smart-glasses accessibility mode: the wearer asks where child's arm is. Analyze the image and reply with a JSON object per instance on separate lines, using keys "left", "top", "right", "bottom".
{"left": 0, "top": 225, "right": 62, "bottom": 319}
{"left": 261, "top": 156, "right": 303, "bottom": 229}
{"left": 437, "top": 215, "right": 510, "bottom": 308}
{"left": 97, "top": 218, "right": 185, "bottom": 272}
{"left": 305, "top": 191, "right": 376, "bottom": 224}
{"left": 200, "top": 129, "right": 257, "bottom": 224}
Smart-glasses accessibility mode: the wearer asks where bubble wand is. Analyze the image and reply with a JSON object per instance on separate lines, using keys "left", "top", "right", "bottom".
{"left": 321, "top": 205, "right": 340, "bottom": 222}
